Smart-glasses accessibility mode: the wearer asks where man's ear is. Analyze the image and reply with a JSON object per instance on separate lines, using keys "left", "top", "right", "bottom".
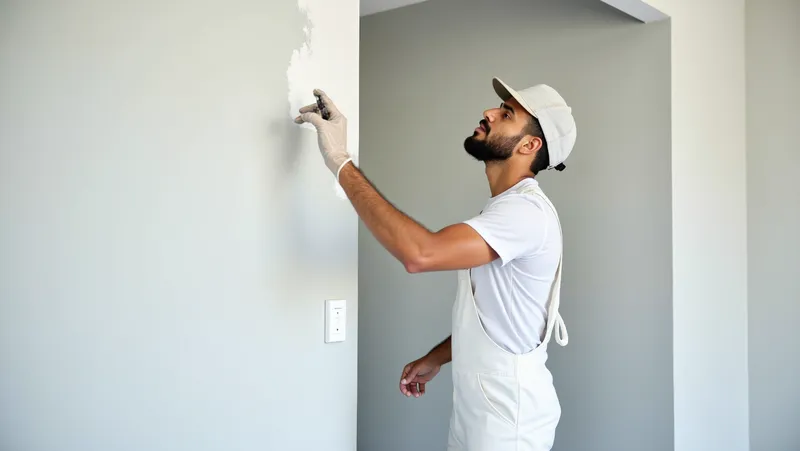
{"left": 517, "top": 136, "right": 543, "bottom": 156}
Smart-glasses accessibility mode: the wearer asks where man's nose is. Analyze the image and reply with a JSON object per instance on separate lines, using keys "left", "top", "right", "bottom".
{"left": 483, "top": 108, "right": 497, "bottom": 122}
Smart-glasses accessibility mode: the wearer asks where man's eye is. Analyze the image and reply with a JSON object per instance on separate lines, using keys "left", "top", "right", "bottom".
{"left": 504, "top": 113, "right": 510, "bottom": 119}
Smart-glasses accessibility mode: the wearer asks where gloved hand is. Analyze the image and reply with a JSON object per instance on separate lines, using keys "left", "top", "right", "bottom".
{"left": 294, "top": 89, "right": 353, "bottom": 180}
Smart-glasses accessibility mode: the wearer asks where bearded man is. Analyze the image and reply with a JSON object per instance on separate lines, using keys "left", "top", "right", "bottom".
{"left": 296, "top": 77, "right": 577, "bottom": 451}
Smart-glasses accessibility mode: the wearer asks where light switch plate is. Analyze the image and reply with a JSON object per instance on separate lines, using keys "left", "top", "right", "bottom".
{"left": 324, "top": 299, "right": 346, "bottom": 343}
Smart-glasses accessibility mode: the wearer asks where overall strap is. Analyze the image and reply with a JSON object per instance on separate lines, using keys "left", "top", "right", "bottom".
{"left": 517, "top": 184, "right": 569, "bottom": 347}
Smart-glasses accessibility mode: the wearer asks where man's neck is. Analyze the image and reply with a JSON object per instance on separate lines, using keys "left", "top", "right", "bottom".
{"left": 485, "top": 163, "right": 533, "bottom": 197}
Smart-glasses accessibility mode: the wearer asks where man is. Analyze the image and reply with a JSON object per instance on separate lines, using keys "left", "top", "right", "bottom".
{"left": 295, "top": 77, "right": 576, "bottom": 451}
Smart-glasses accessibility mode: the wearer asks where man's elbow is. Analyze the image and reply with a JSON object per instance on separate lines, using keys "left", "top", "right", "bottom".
{"left": 403, "top": 254, "right": 428, "bottom": 274}
{"left": 402, "top": 246, "right": 435, "bottom": 274}
{"left": 402, "top": 234, "right": 439, "bottom": 273}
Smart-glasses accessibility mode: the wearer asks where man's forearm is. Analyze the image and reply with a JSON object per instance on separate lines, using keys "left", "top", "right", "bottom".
{"left": 337, "top": 162, "right": 433, "bottom": 268}
{"left": 427, "top": 336, "right": 452, "bottom": 366}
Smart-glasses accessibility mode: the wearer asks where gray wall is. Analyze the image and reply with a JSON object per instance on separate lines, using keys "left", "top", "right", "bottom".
{"left": 747, "top": 0, "right": 800, "bottom": 450}
{"left": 358, "top": 0, "right": 672, "bottom": 450}
{"left": 0, "top": 1, "right": 359, "bottom": 450}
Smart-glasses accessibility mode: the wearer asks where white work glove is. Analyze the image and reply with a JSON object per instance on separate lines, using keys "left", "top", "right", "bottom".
{"left": 294, "top": 89, "right": 353, "bottom": 180}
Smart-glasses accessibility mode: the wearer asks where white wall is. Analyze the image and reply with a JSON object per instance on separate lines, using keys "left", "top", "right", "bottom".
{"left": 0, "top": 1, "right": 360, "bottom": 450}
{"left": 746, "top": 0, "right": 800, "bottom": 449}
{"left": 642, "top": 1, "right": 750, "bottom": 450}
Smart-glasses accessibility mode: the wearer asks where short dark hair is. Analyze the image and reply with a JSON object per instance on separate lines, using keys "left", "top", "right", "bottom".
{"left": 525, "top": 116, "right": 549, "bottom": 175}
{"left": 525, "top": 116, "right": 565, "bottom": 174}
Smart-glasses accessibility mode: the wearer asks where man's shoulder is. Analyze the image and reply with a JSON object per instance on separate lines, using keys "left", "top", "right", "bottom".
{"left": 476, "top": 193, "right": 547, "bottom": 228}
{"left": 463, "top": 181, "right": 559, "bottom": 266}
{"left": 509, "top": 180, "right": 560, "bottom": 216}
{"left": 483, "top": 186, "right": 549, "bottom": 220}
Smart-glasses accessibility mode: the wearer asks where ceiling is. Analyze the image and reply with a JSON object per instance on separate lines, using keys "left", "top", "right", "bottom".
{"left": 360, "top": 0, "right": 668, "bottom": 22}
{"left": 360, "top": 0, "right": 429, "bottom": 16}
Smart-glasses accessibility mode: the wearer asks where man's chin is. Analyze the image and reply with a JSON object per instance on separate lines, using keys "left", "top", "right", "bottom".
{"left": 465, "top": 135, "right": 484, "bottom": 145}
{"left": 463, "top": 138, "right": 487, "bottom": 161}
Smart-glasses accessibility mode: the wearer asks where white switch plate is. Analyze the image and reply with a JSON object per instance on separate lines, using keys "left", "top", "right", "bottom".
{"left": 324, "top": 299, "right": 346, "bottom": 343}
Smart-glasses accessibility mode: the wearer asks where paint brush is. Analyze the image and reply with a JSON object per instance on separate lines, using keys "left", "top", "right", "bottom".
{"left": 315, "top": 94, "right": 330, "bottom": 120}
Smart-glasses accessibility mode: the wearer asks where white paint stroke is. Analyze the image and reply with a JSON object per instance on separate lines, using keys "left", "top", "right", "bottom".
{"left": 287, "top": 0, "right": 359, "bottom": 200}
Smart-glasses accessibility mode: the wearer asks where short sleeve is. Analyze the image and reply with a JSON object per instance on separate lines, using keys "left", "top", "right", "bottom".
{"left": 463, "top": 194, "right": 548, "bottom": 266}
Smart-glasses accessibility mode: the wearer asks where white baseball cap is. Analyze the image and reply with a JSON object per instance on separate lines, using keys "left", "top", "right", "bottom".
{"left": 492, "top": 77, "right": 576, "bottom": 170}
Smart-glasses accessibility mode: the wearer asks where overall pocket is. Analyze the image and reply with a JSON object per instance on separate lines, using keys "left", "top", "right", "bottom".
{"left": 477, "top": 373, "right": 519, "bottom": 427}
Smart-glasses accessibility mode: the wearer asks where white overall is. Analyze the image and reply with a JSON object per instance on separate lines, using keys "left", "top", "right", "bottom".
{"left": 447, "top": 184, "right": 569, "bottom": 451}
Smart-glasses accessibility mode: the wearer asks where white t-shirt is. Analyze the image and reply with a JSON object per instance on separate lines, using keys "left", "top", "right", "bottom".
{"left": 462, "top": 178, "right": 561, "bottom": 354}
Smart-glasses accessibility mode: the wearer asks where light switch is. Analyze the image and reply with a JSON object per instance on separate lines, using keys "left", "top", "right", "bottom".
{"left": 325, "top": 299, "right": 346, "bottom": 343}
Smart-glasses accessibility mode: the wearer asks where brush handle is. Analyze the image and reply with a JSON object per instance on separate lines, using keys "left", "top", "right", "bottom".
{"left": 315, "top": 94, "right": 330, "bottom": 120}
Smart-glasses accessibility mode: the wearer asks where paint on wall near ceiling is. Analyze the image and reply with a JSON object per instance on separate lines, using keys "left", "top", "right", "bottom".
{"left": 288, "top": 0, "right": 359, "bottom": 199}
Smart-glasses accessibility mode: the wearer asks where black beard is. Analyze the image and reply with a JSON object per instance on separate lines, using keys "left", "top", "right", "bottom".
{"left": 463, "top": 133, "right": 521, "bottom": 162}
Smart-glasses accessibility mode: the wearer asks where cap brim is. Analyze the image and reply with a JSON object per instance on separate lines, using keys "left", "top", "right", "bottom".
{"left": 492, "top": 77, "right": 537, "bottom": 118}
